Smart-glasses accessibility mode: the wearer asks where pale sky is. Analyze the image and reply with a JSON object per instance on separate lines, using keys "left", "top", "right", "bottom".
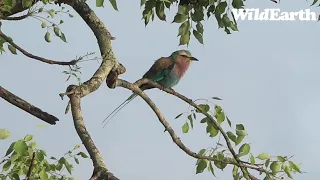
{"left": 0, "top": 1, "right": 319, "bottom": 180}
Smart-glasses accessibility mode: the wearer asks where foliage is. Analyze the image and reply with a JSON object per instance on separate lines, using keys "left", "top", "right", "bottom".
{"left": 175, "top": 98, "right": 302, "bottom": 179}
{"left": 0, "top": 135, "right": 88, "bottom": 180}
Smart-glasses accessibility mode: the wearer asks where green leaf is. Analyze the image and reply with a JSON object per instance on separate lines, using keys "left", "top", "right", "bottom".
{"left": 216, "top": 1, "right": 227, "bottom": 14}
{"left": 2, "top": 160, "right": 11, "bottom": 171}
{"left": 196, "top": 159, "right": 207, "bottom": 174}
{"left": 236, "top": 124, "right": 245, "bottom": 130}
{"left": 22, "top": 0, "right": 33, "bottom": 8}
{"left": 284, "top": 164, "right": 293, "bottom": 179}
{"left": 256, "top": 153, "right": 270, "bottom": 160}
{"left": 216, "top": 112, "right": 225, "bottom": 125}
{"left": 8, "top": 44, "right": 17, "bottom": 55}
{"left": 229, "top": 22, "right": 238, "bottom": 31}
{"left": 191, "top": 10, "right": 204, "bottom": 22}
{"left": 277, "top": 156, "right": 286, "bottom": 162}
{"left": 188, "top": 115, "right": 193, "bottom": 129}
{"left": 312, "top": 0, "right": 318, "bottom": 6}
{"left": 74, "top": 157, "right": 79, "bottom": 164}
{"left": 178, "top": 21, "right": 190, "bottom": 36}
{"left": 173, "top": 14, "right": 188, "bottom": 23}
{"left": 193, "top": 30, "right": 203, "bottom": 44}
{"left": 226, "top": 131, "right": 237, "bottom": 143}
{"left": 177, "top": 5, "right": 188, "bottom": 15}
{"left": 53, "top": 27, "right": 60, "bottom": 36}
{"left": 197, "top": 149, "right": 206, "bottom": 155}
{"left": 5, "top": 142, "right": 15, "bottom": 156}
{"left": 60, "top": 33, "right": 67, "bottom": 43}
{"left": 140, "top": 0, "right": 146, "bottom": 6}
{"left": 196, "top": 22, "right": 203, "bottom": 34}
{"left": 200, "top": 117, "right": 208, "bottom": 123}
{"left": 109, "top": 0, "right": 118, "bottom": 11}
{"left": 214, "top": 160, "right": 227, "bottom": 170}
{"left": 182, "top": 122, "right": 189, "bottom": 133}
{"left": 238, "top": 143, "right": 250, "bottom": 156}
{"left": 155, "top": 1, "right": 166, "bottom": 21}
{"left": 39, "top": 168, "right": 48, "bottom": 179}
{"left": 96, "top": 0, "right": 104, "bottom": 7}
{"left": 65, "top": 161, "right": 73, "bottom": 174}
{"left": 289, "top": 161, "right": 301, "bottom": 173}
{"left": 40, "top": 22, "right": 47, "bottom": 29}
{"left": 44, "top": 32, "right": 51, "bottom": 43}
{"left": 196, "top": 104, "right": 210, "bottom": 113}
{"left": 24, "top": 134, "right": 33, "bottom": 141}
{"left": 206, "top": 124, "right": 218, "bottom": 137}
{"left": 179, "top": 31, "right": 190, "bottom": 45}
{"left": 232, "top": 0, "right": 244, "bottom": 9}
{"left": 0, "top": 129, "right": 10, "bottom": 139}
{"left": 236, "top": 130, "right": 246, "bottom": 136}
{"left": 48, "top": 9, "right": 55, "bottom": 18}
{"left": 265, "top": 158, "right": 270, "bottom": 168}
{"left": 77, "top": 152, "right": 88, "bottom": 158}
{"left": 73, "top": 144, "right": 80, "bottom": 150}
{"left": 36, "top": 151, "right": 44, "bottom": 161}
{"left": 270, "top": 161, "right": 281, "bottom": 173}
{"left": 208, "top": 161, "right": 215, "bottom": 176}
{"left": 14, "top": 140, "right": 28, "bottom": 155}
{"left": 249, "top": 154, "right": 255, "bottom": 164}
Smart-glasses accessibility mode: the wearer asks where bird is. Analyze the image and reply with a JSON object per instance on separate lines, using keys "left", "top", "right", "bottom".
{"left": 102, "top": 50, "right": 199, "bottom": 127}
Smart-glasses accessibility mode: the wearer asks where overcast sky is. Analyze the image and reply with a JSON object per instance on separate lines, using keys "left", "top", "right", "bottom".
{"left": 1, "top": 0, "right": 319, "bottom": 180}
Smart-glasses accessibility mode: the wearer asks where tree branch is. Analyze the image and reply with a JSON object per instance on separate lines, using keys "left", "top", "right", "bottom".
{"left": 0, "top": 30, "right": 78, "bottom": 66}
{"left": 68, "top": 87, "right": 118, "bottom": 180}
{"left": 56, "top": 0, "right": 120, "bottom": 179}
{"left": 0, "top": 86, "right": 59, "bottom": 125}
{"left": 116, "top": 78, "right": 268, "bottom": 179}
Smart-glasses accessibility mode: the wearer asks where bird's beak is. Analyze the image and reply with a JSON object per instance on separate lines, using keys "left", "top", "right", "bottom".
{"left": 190, "top": 57, "right": 199, "bottom": 61}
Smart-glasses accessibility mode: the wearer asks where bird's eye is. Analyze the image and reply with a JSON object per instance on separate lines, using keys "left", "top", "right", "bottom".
{"left": 181, "top": 55, "right": 188, "bottom": 58}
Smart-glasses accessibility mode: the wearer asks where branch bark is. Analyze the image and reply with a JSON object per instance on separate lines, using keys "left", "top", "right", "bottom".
{"left": 0, "top": 86, "right": 59, "bottom": 125}
{"left": 116, "top": 78, "right": 268, "bottom": 179}
{"left": 56, "top": 0, "right": 120, "bottom": 179}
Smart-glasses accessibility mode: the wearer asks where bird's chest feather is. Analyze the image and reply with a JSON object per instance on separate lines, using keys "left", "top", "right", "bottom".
{"left": 160, "top": 64, "right": 188, "bottom": 88}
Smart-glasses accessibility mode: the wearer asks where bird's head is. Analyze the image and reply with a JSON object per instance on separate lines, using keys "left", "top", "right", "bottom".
{"left": 170, "top": 50, "right": 199, "bottom": 62}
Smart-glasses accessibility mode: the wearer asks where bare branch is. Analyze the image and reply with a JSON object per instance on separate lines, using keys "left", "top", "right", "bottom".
{"left": 116, "top": 78, "right": 268, "bottom": 179}
{"left": 0, "top": 86, "right": 58, "bottom": 125}
{"left": 68, "top": 88, "right": 118, "bottom": 180}
{"left": 0, "top": 30, "right": 78, "bottom": 66}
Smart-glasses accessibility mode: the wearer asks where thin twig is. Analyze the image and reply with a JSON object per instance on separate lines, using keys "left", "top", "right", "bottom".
{"left": 26, "top": 151, "right": 36, "bottom": 180}
{"left": 1, "top": 13, "right": 30, "bottom": 20}
{"left": 0, "top": 30, "right": 78, "bottom": 66}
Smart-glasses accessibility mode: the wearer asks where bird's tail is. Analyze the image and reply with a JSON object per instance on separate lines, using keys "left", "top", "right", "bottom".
{"left": 102, "top": 93, "right": 138, "bottom": 128}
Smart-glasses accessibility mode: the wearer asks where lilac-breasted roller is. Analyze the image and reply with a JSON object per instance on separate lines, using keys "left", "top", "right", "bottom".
{"left": 102, "top": 50, "right": 198, "bottom": 127}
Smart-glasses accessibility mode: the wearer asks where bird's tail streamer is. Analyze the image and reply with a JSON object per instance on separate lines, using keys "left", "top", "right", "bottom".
{"left": 102, "top": 93, "right": 138, "bottom": 128}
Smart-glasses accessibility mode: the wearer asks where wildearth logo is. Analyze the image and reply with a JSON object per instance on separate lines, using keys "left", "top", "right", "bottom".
{"left": 231, "top": 9, "right": 317, "bottom": 21}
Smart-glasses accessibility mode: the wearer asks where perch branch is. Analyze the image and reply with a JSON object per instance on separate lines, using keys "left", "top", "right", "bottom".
{"left": 0, "top": 86, "right": 58, "bottom": 125}
{"left": 116, "top": 79, "right": 267, "bottom": 179}
{"left": 0, "top": 30, "right": 78, "bottom": 66}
